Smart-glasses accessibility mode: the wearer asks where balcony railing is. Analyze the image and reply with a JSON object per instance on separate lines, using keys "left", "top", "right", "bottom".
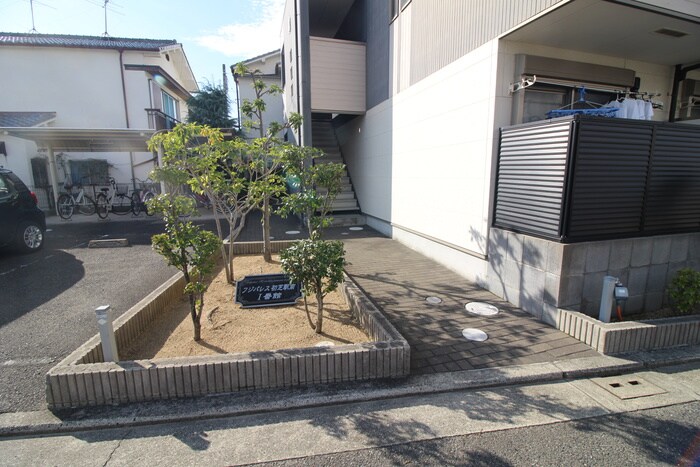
{"left": 494, "top": 114, "right": 700, "bottom": 242}
{"left": 146, "top": 109, "right": 180, "bottom": 131}
{"left": 310, "top": 37, "right": 366, "bottom": 115}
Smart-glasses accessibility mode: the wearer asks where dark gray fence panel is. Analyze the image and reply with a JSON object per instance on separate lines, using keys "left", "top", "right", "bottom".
{"left": 494, "top": 120, "right": 572, "bottom": 239}
{"left": 643, "top": 125, "right": 700, "bottom": 232}
{"left": 566, "top": 119, "right": 653, "bottom": 239}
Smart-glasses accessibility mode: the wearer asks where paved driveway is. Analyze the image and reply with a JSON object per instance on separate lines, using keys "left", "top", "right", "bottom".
{"left": 0, "top": 218, "right": 178, "bottom": 413}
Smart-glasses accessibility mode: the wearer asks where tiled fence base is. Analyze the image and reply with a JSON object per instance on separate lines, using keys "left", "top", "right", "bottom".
{"left": 557, "top": 309, "right": 700, "bottom": 354}
{"left": 46, "top": 241, "right": 410, "bottom": 409}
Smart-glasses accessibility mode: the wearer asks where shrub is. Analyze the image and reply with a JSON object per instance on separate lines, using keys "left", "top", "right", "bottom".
{"left": 668, "top": 268, "right": 700, "bottom": 315}
{"left": 280, "top": 239, "right": 345, "bottom": 333}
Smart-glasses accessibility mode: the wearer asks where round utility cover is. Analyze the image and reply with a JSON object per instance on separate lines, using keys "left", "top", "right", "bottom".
{"left": 426, "top": 296, "right": 442, "bottom": 304}
{"left": 315, "top": 341, "right": 335, "bottom": 347}
{"left": 349, "top": 227, "right": 364, "bottom": 231}
{"left": 285, "top": 230, "right": 300, "bottom": 235}
{"left": 465, "top": 302, "right": 499, "bottom": 316}
{"left": 462, "top": 328, "right": 488, "bottom": 342}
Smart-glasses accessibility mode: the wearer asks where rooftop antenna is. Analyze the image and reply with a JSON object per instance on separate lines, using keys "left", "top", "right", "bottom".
{"left": 102, "top": 0, "right": 110, "bottom": 37}
{"left": 29, "top": 0, "right": 37, "bottom": 33}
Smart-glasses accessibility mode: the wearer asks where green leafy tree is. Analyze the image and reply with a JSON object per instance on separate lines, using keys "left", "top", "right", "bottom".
{"left": 280, "top": 239, "right": 345, "bottom": 333}
{"left": 186, "top": 83, "right": 236, "bottom": 129}
{"left": 234, "top": 62, "right": 303, "bottom": 262}
{"left": 148, "top": 194, "right": 221, "bottom": 341}
{"left": 279, "top": 145, "right": 346, "bottom": 239}
{"left": 148, "top": 123, "right": 255, "bottom": 283}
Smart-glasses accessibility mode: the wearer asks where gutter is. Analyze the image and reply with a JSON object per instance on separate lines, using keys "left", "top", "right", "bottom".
{"left": 118, "top": 49, "right": 136, "bottom": 189}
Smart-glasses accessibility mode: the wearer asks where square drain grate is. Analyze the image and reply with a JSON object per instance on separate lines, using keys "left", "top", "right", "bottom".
{"left": 592, "top": 375, "right": 667, "bottom": 400}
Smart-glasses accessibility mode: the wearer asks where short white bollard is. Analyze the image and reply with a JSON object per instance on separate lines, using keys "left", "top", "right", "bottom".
{"left": 95, "top": 305, "right": 119, "bottom": 362}
{"left": 598, "top": 276, "right": 617, "bottom": 323}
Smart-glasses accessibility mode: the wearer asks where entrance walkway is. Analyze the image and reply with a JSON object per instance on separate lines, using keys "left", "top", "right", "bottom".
{"left": 337, "top": 230, "right": 598, "bottom": 375}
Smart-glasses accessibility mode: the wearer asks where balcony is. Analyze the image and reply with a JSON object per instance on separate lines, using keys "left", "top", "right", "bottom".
{"left": 146, "top": 109, "right": 180, "bottom": 131}
{"left": 310, "top": 37, "right": 366, "bottom": 115}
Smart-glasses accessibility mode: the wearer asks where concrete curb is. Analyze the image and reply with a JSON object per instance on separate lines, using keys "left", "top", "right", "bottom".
{"left": 2, "top": 345, "right": 698, "bottom": 438}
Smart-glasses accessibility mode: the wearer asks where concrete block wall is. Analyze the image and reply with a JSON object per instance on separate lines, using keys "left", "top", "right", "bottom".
{"left": 487, "top": 228, "right": 700, "bottom": 325}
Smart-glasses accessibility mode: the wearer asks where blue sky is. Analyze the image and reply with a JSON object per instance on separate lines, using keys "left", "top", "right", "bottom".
{"left": 0, "top": 0, "right": 286, "bottom": 86}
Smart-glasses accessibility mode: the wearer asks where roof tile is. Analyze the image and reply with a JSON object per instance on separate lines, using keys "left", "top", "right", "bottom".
{"left": 0, "top": 32, "right": 177, "bottom": 51}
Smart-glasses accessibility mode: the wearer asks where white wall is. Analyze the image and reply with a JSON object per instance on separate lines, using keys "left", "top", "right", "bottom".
{"left": 338, "top": 39, "right": 502, "bottom": 283}
{"left": 0, "top": 137, "right": 36, "bottom": 185}
{"left": 0, "top": 45, "right": 192, "bottom": 188}
{"left": 238, "top": 75, "right": 284, "bottom": 139}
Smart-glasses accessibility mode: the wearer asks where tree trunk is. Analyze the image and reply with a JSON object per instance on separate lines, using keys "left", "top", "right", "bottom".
{"left": 189, "top": 295, "right": 200, "bottom": 341}
{"left": 262, "top": 197, "right": 272, "bottom": 262}
{"left": 193, "top": 319, "right": 201, "bottom": 341}
{"left": 227, "top": 238, "right": 235, "bottom": 283}
{"left": 315, "top": 291, "right": 324, "bottom": 334}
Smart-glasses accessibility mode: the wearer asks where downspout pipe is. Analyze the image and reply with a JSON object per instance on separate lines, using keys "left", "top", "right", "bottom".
{"left": 119, "top": 49, "right": 137, "bottom": 190}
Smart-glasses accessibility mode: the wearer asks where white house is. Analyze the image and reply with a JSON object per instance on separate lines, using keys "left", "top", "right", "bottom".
{"left": 0, "top": 32, "right": 198, "bottom": 209}
{"left": 282, "top": 0, "right": 700, "bottom": 323}
{"left": 233, "top": 49, "right": 284, "bottom": 139}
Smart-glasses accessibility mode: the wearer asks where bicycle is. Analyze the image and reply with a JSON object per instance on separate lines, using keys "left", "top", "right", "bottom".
{"left": 130, "top": 178, "right": 159, "bottom": 216}
{"left": 95, "top": 178, "right": 140, "bottom": 219}
{"left": 56, "top": 179, "right": 97, "bottom": 219}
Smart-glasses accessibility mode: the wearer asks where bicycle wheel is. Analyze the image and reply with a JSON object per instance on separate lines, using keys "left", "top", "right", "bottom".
{"left": 131, "top": 195, "right": 141, "bottom": 216}
{"left": 95, "top": 193, "right": 109, "bottom": 219}
{"left": 78, "top": 195, "right": 97, "bottom": 216}
{"left": 57, "top": 194, "right": 75, "bottom": 219}
{"left": 112, "top": 194, "right": 131, "bottom": 215}
{"left": 142, "top": 191, "right": 155, "bottom": 216}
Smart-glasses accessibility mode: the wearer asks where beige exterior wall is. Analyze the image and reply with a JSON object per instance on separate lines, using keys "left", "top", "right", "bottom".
{"left": 309, "top": 37, "right": 366, "bottom": 114}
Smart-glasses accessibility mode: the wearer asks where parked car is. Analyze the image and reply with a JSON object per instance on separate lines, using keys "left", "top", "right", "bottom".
{"left": 0, "top": 168, "right": 46, "bottom": 253}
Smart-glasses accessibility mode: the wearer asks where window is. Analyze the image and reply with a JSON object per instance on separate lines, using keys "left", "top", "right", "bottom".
{"left": 161, "top": 90, "right": 178, "bottom": 121}
{"left": 68, "top": 159, "right": 109, "bottom": 185}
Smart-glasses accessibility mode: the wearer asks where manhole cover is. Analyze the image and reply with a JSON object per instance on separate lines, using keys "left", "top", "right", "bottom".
{"left": 315, "top": 341, "right": 335, "bottom": 347}
{"left": 341, "top": 232, "right": 349, "bottom": 235}
{"left": 426, "top": 296, "right": 442, "bottom": 304}
{"left": 285, "top": 230, "right": 300, "bottom": 235}
{"left": 349, "top": 227, "right": 364, "bottom": 231}
{"left": 465, "top": 302, "right": 499, "bottom": 316}
{"left": 462, "top": 328, "right": 488, "bottom": 342}
{"left": 592, "top": 376, "right": 667, "bottom": 400}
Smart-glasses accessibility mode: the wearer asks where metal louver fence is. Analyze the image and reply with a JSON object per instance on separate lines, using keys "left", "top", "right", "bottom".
{"left": 494, "top": 115, "right": 700, "bottom": 242}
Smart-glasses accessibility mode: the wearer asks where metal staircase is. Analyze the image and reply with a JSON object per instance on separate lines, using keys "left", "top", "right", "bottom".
{"left": 311, "top": 119, "right": 360, "bottom": 213}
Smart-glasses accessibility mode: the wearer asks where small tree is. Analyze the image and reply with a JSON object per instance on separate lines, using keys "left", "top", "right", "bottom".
{"left": 148, "top": 123, "right": 255, "bottom": 283}
{"left": 187, "top": 83, "right": 236, "bottom": 129}
{"left": 279, "top": 145, "right": 346, "bottom": 239}
{"left": 149, "top": 194, "right": 221, "bottom": 341}
{"left": 280, "top": 239, "right": 345, "bottom": 333}
{"left": 279, "top": 144, "right": 347, "bottom": 333}
{"left": 234, "top": 62, "right": 303, "bottom": 262}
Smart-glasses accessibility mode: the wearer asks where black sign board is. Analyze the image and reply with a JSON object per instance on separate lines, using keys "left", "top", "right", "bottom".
{"left": 235, "top": 273, "right": 302, "bottom": 308}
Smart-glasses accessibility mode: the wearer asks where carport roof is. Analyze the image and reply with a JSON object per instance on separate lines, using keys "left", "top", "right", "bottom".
{"left": 0, "top": 127, "right": 156, "bottom": 152}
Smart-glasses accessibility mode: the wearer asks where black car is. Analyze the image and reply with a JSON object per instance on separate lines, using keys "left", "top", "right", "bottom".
{"left": 0, "top": 168, "right": 46, "bottom": 252}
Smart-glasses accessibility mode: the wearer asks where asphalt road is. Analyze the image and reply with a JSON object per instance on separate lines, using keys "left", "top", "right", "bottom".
{"left": 244, "top": 401, "right": 700, "bottom": 467}
{"left": 0, "top": 216, "right": 183, "bottom": 413}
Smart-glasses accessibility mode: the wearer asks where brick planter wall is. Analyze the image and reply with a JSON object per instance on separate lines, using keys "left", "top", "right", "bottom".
{"left": 46, "top": 241, "right": 410, "bottom": 409}
{"left": 557, "top": 308, "right": 700, "bottom": 354}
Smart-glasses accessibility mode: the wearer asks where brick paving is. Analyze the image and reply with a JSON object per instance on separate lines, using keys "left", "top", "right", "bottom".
{"left": 334, "top": 229, "right": 599, "bottom": 375}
